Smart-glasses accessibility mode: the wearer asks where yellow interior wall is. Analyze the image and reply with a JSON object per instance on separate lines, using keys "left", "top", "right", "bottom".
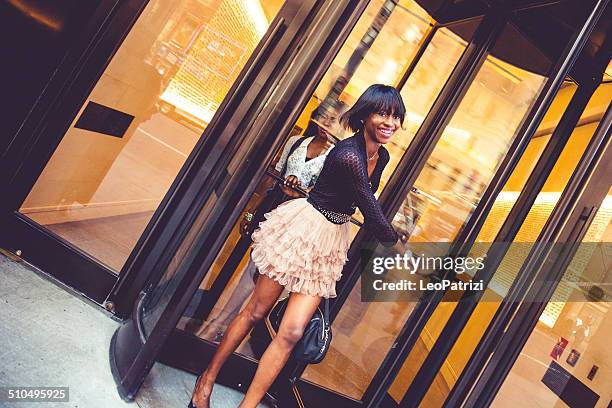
{"left": 503, "top": 136, "right": 550, "bottom": 191}
{"left": 502, "top": 83, "right": 576, "bottom": 192}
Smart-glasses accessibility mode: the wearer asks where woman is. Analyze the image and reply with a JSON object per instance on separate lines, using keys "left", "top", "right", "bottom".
{"left": 197, "top": 101, "right": 346, "bottom": 341}
{"left": 189, "top": 84, "right": 405, "bottom": 408}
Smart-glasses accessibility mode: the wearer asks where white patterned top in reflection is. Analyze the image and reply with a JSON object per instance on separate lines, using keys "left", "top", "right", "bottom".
{"left": 275, "top": 136, "right": 334, "bottom": 188}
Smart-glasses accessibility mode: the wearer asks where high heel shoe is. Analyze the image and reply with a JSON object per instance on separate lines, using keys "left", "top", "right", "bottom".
{"left": 188, "top": 374, "right": 202, "bottom": 408}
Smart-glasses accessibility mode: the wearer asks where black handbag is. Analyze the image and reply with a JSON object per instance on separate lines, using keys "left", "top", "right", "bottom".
{"left": 269, "top": 297, "right": 332, "bottom": 364}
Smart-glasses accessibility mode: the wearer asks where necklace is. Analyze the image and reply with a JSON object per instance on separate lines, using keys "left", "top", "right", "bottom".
{"left": 368, "top": 150, "right": 378, "bottom": 161}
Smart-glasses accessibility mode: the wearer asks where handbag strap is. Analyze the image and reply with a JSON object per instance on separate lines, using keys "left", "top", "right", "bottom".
{"left": 323, "top": 298, "right": 330, "bottom": 329}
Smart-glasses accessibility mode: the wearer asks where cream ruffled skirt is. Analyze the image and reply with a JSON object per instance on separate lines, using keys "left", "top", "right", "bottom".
{"left": 251, "top": 198, "right": 351, "bottom": 298}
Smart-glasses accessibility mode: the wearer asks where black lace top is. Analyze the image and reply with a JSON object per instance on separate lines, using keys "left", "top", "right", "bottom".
{"left": 307, "top": 131, "right": 398, "bottom": 246}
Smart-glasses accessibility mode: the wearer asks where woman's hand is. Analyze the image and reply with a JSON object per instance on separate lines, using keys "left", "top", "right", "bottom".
{"left": 279, "top": 175, "right": 302, "bottom": 198}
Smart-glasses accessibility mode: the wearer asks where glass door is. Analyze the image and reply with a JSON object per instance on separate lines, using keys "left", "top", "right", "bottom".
{"left": 163, "top": 0, "right": 556, "bottom": 405}
{"left": 464, "top": 95, "right": 612, "bottom": 407}
{"left": 411, "top": 80, "right": 610, "bottom": 407}
{"left": 171, "top": 1, "right": 453, "bottom": 404}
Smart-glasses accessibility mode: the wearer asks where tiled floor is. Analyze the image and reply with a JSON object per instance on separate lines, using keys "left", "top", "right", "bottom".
{"left": 0, "top": 252, "right": 266, "bottom": 408}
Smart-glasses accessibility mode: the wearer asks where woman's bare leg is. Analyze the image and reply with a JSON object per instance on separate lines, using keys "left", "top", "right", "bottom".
{"left": 191, "top": 274, "right": 284, "bottom": 407}
{"left": 239, "top": 292, "right": 321, "bottom": 408}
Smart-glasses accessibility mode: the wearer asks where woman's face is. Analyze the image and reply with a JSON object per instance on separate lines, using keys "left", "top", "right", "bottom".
{"left": 316, "top": 108, "right": 340, "bottom": 138}
{"left": 364, "top": 110, "right": 401, "bottom": 144}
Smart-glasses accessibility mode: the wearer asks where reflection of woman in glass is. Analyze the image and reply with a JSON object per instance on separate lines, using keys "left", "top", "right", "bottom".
{"left": 197, "top": 101, "right": 347, "bottom": 341}
{"left": 189, "top": 84, "right": 404, "bottom": 408}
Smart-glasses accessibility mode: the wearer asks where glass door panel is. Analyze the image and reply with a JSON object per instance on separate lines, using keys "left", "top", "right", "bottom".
{"left": 472, "top": 81, "right": 578, "bottom": 243}
{"left": 493, "top": 187, "right": 611, "bottom": 408}
{"left": 18, "top": 0, "right": 285, "bottom": 272}
{"left": 416, "top": 81, "right": 611, "bottom": 407}
{"left": 416, "top": 84, "right": 612, "bottom": 403}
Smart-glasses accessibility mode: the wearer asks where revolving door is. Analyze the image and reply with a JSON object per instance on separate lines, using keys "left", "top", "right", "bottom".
{"left": 109, "top": 0, "right": 611, "bottom": 406}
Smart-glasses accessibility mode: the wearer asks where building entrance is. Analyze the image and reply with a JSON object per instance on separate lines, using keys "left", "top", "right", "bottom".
{"left": 0, "top": 0, "right": 609, "bottom": 407}
{"left": 108, "top": 1, "right": 611, "bottom": 407}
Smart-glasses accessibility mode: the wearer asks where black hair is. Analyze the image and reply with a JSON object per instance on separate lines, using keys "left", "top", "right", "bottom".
{"left": 303, "top": 99, "right": 348, "bottom": 137}
{"left": 340, "top": 84, "right": 406, "bottom": 132}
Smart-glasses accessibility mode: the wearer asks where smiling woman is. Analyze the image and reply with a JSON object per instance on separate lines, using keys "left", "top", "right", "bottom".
{"left": 305, "top": 85, "right": 404, "bottom": 245}
{"left": 342, "top": 84, "right": 405, "bottom": 146}
{"left": 188, "top": 84, "right": 406, "bottom": 408}
{"left": 365, "top": 111, "right": 402, "bottom": 145}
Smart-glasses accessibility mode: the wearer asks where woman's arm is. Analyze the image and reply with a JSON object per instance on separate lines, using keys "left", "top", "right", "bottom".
{"left": 240, "top": 174, "right": 277, "bottom": 235}
{"left": 338, "top": 149, "right": 398, "bottom": 246}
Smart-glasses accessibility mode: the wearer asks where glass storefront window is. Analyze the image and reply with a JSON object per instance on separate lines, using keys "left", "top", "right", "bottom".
{"left": 415, "top": 81, "right": 611, "bottom": 406}
{"left": 493, "top": 187, "right": 611, "bottom": 408}
{"left": 18, "top": 0, "right": 285, "bottom": 272}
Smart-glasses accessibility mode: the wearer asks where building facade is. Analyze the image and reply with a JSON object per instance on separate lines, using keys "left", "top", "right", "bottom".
{"left": 0, "top": 0, "right": 611, "bottom": 407}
